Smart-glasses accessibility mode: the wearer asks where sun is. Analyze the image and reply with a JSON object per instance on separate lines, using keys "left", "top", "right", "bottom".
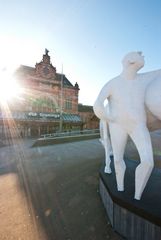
{"left": 0, "top": 70, "right": 22, "bottom": 104}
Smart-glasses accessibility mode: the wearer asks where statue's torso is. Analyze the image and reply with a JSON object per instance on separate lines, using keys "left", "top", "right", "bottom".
{"left": 108, "top": 76, "right": 148, "bottom": 127}
{"left": 108, "top": 69, "right": 161, "bottom": 130}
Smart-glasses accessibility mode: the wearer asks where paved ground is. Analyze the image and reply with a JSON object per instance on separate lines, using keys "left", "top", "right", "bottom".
{"left": 0, "top": 138, "right": 122, "bottom": 240}
{"left": 0, "top": 130, "right": 161, "bottom": 240}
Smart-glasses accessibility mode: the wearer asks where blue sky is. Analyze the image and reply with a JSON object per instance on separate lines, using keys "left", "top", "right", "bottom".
{"left": 1, "top": 0, "right": 161, "bottom": 105}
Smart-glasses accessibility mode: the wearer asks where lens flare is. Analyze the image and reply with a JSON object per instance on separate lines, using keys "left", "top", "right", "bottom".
{"left": 0, "top": 70, "right": 22, "bottom": 104}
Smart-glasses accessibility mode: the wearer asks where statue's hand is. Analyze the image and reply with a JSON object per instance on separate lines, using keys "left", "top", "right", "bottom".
{"left": 93, "top": 102, "right": 116, "bottom": 122}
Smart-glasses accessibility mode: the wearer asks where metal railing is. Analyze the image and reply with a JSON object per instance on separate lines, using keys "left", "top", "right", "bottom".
{"left": 40, "top": 129, "right": 100, "bottom": 139}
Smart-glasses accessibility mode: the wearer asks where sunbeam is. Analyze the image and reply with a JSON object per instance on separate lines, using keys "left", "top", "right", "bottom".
{"left": 0, "top": 69, "right": 22, "bottom": 105}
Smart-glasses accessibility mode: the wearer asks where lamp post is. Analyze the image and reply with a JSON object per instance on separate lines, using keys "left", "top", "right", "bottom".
{"left": 59, "top": 65, "right": 63, "bottom": 132}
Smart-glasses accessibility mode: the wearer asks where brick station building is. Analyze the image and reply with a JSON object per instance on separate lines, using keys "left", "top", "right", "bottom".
{"left": 78, "top": 104, "right": 99, "bottom": 130}
{"left": 0, "top": 50, "right": 85, "bottom": 138}
{"left": 0, "top": 49, "right": 99, "bottom": 139}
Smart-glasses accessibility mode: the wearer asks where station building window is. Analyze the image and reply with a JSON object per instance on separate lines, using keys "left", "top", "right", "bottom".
{"left": 65, "top": 98, "right": 72, "bottom": 110}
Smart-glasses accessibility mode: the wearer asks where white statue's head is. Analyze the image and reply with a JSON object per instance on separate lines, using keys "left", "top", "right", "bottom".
{"left": 122, "top": 51, "right": 145, "bottom": 72}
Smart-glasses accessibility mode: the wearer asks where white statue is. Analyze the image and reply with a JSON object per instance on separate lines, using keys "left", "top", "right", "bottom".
{"left": 94, "top": 51, "right": 161, "bottom": 200}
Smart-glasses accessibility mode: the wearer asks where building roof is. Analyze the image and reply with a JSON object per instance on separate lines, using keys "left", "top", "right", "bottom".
{"left": 78, "top": 104, "right": 94, "bottom": 112}
{"left": 14, "top": 50, "right": 80, "bottom": 90}
{"left": 56, "top": 73, "right": 73, "bottom": 87}
{"left": 15, "top": 65, "right": 35, "bottom": 75}
{"left": 15, "top": 65, "right": 77, "bottom": 88}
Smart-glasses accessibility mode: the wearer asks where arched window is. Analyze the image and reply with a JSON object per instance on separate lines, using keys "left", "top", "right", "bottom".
{"left": 27, "top": 96, "right": 58, "bottom": 112}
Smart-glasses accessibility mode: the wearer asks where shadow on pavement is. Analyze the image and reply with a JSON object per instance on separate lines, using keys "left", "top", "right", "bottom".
{"left": 16, "top": 139, "right": 122, "bottom": 240}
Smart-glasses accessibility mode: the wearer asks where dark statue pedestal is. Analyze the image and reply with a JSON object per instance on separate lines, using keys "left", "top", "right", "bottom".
{"left": 99, "top": 159, "right": 161, "bottom": 240}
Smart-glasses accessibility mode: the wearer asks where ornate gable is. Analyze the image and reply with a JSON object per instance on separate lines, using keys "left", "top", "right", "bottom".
{"left": 35, "top": 49, "right": 56, "bottom": 79}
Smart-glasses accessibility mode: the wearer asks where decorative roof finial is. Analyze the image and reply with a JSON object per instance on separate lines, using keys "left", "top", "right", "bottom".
{"left": 75, "top": 82, "right": 79, "bottom": 89}
{"left": 45, "top": 48, "right": 49, "bottom": 55}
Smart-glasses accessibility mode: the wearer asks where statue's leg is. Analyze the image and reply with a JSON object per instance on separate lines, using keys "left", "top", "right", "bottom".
{"left": 106, "top": 123, "right": 113, "bottom": 157}
{"left": 102, "top": 121, "right": 112, "bottom": 173}
{"left": 130, "top": 125, "right": 154, "bottom": 200}
{"left": 99, "top": 120, "right": 104, "bottom": 145}
{"left": 109, "top": 123, "right": 128, "bottom": 191}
